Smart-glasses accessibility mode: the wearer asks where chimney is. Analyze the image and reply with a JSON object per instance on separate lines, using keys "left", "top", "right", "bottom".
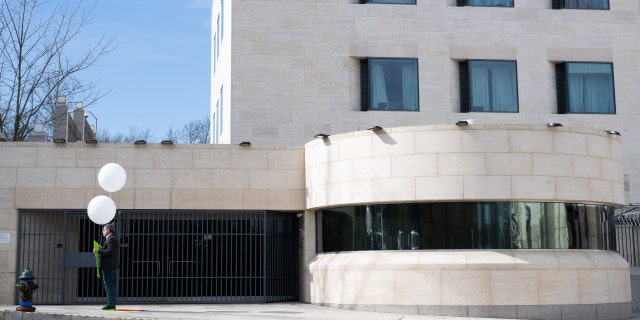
{"left": 52, "top": 97, "right": 69, "bottom": 142}
{"left": 28, "top": 123, "right": 47, "bottom": 142}
{"left": 72, "top": 102, "right": 96, "bottom": 142}
{"left": 72, "top": 102, "right": 85, "bottom": 142}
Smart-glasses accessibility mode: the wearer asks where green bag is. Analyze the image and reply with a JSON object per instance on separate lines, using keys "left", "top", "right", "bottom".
{"left": 93, "top": 240, "right": 101, "bottom": 278}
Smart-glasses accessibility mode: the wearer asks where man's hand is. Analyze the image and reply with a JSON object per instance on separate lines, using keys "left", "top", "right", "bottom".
{"left": 93, "top": 249, "right": 99, "bottom": 254}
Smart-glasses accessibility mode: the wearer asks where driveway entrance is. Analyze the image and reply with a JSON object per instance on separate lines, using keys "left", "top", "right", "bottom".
{"left": 16, "top": 210, "right": 299, "bottom": 304}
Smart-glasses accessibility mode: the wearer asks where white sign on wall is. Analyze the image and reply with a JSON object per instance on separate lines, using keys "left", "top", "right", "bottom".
{"left": 0, "top": 233, "right": 10, "bottom": 244}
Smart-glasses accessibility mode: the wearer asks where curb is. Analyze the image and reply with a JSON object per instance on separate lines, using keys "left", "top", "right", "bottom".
{"left": 1, "top": 309, "right": 151, "bottom": 320}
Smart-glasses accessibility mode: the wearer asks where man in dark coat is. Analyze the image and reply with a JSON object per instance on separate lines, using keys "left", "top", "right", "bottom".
{"left": 93, "top": 223, "right": 120, "bottom": 310}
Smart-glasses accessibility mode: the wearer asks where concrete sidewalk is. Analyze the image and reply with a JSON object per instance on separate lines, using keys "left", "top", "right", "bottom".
{"left": 1, "top": 303, "right": 640, "bottom": 320}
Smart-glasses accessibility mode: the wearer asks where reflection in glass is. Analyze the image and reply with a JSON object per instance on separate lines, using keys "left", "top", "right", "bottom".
{"left": 368, "top": 0, "right": 416, "bottom": 3}
{"left": 464, "top": 0, "right": 513, "bottom": 6}
{"left": 397, "top": 230, "right": 404, "bottom": 250}
{"left": 409, "top": 229, "right": 420, "bottom": 250}
{"left": 566, "top": 62, "right": 614, "bottom": 113}
{"left": 562, "top": 0, "right": 609, "bottom": 9}
{"left": 364, "top": 59, "right": 419, "bottom": 111}
{"left": 468, "top": 60, "right": 518, "bottom": 112}
{"left": 316, "top": 202, "right": 615, "bottom": 252}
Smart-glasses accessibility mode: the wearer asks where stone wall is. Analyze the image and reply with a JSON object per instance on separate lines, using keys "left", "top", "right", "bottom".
{"left": 0, "top": 142, "right": 305, "bottom": 304}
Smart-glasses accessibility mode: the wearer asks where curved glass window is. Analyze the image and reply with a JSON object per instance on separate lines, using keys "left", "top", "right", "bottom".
{"left": 316, "top": 202, "right": 615, "bottom": 252}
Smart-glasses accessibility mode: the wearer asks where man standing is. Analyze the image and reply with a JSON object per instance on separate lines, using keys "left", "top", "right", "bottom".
{"left": 93, "top": 223, "right": 120, "bottom": 310}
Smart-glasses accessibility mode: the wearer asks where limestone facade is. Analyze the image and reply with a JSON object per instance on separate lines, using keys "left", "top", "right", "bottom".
{"left": 220, "top": 0, "right": 640, "bottom": 202}
{"left": 0, "top": 142, "right": 305, "bottom": 304}
{"left": 0, "top": 124, "right": 631, "bottom": 319}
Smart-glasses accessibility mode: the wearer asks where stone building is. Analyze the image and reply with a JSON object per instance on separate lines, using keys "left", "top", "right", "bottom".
{"left": 0, "top": 1, "right": 637, "bottom": 320}
{"left": 209, "top": 0, "right": 639, "bottom": 318}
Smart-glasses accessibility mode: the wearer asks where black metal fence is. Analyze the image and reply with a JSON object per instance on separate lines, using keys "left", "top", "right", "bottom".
{"left": 615, "top": 215, "right": 640, "bottom": 267}
{"left": 16, "top": 209, "right": 300, "bottom": 305}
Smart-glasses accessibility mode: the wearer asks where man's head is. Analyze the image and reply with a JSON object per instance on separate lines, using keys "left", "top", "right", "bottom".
{"left": 102, "top": 223, "right": 116, "bottom": 236}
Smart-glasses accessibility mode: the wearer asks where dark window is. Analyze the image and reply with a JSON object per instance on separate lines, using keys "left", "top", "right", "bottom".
{"left": 360, "top": 0, "right": 416, "bottom": 4}
{"left": 552, "top": 0, "right": 609, "bottom": 9}
{"left": 460, "top": 60, "right": 518, "bottom": 113}
{"left": 556, "top": 62, "right": 615, "bottom": 114}
{"left": 361, "top": 58, "right": 419, "bottom": 111}
{"left": 457, "top": 0, "right": 514, "bottom": 7}
{"left": 316, "top": 202, "right": 615, "bottom": 252}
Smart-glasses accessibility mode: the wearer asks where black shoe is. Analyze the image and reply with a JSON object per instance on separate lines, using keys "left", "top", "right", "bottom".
{"left": 102, "top": 305, "right": 115, "bottom": 310}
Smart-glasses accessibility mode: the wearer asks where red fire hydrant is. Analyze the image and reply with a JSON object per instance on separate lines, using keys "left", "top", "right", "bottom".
{"left": 15, "top": 268, "right": 38, "bottom": 312}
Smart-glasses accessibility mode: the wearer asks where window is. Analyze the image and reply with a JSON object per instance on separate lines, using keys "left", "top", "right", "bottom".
{"left": 317, "top": 202, "right": 615, "bottom": 252}
{"left": 457, "top": 0, "right": 513, "bottom": 7}
{"left": 361, "top": 58, "right": 419, "bottom": 111}
{"left": 552, "top": 0, "right": 609, "bottom": 9}
{"left": 213, "top": 16, "right": 219, "bottom": 74}
{"left": 212, "top": 87, "right": 224, "bottom": 144}
{"left": 216, "top": 14, "right": 221, "bottom": 61}
{"left": 212, "top": 102, "right": 219, "bottom": 144}
{"left": 218, "top": 86, "right": 223, "bottom": 140}
{"left": 459, "top": 60, "right": 518, "bottom": 113}
{"left": 220, "top": 0, "right": 224, "bottom": 38}
{"left": 359, "top": 0, "right": 416, "bottom": 4}
{"left": 211, "top": 112, "right": 217, "bottom": 144}
{"left": 213, "top": 13, "right": 222, "bottom": 74}
{"left": 555, "top": 62, "right": 615, "bottom": 114}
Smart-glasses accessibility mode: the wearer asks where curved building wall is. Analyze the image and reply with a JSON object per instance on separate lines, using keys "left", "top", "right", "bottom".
{"left": 303, "top": 125, "right": 630, "bottom": 319}
{"left": 305, "top": 125, "right": 625, "bottom": 209}
{"left": 308, "top": 250, "right": 631, "bottom": 319}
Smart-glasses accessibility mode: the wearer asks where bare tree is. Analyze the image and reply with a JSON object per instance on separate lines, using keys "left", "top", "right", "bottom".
{"left": 0, "top": 0, "right": 113, "bottom": 141}
{"left": 98, "top": 126, "right": 153, "bottom": 143}
{"left": 165, "top": 117, "right": 210, "bottom": 144}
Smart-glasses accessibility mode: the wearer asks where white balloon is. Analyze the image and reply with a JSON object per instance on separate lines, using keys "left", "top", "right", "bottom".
{"left": 87, "top": 195, "right": 116, "bottom": 225}
{"left": 98, "top": 163, "right": 126, "bottom": 192}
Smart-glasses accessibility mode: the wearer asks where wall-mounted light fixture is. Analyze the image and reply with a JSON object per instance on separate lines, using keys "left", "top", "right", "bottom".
{"left": 161, "top": 140, "right": 173, "bottom": 145}
{"left": 367, "top": 125, "right": 383, "bottom": 131}
{"left": 456, "top": 120, "right": 469, "bottom": 125}
{"left": 53, "top": 138, "right": 66, "bottom": 143}
{"left": 314, "top": 133, "right": 329, "bottom": 139}
{"left": 605, "top": 130, "right": 621, "bottom": 136}
{"left": 134, "top": 140, "right": 147, "bottom": 145}
{"left": 546, "top": 122, "right": 563, "bottom": 127}
{"left": 239, "top": 141, "right": 251, "bottom": 146}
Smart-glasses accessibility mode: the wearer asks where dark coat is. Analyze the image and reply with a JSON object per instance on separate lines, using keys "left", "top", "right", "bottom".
{"left": 98, "top": 234, "right": 120, "bottom": 270}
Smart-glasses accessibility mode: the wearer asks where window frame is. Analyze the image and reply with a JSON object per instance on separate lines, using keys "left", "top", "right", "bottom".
{"left": 459, "top": 59, "right": 519, "bottom": 113}
{"left": 555, "top": 61, "right": 616, "bottom": 114}
{"left": 360, "top": 58, "right": 420, "bottom": 112}
{"left": 456, "top": 0, "right": 514, "bottom": 7}
{"left": 552, "top": 0, "right": 609, "bottom": 10}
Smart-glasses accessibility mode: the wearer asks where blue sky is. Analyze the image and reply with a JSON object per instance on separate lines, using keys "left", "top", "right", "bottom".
{"left": 67, "top": 0, "right": 212, "bottom": 141}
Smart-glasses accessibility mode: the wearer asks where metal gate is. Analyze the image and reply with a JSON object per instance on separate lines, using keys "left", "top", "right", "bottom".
{"left": 615, "top": 214, "right": 640, "bottom": 267}
{"left": 16, "top": 210, "right": 299, "bottom": 304}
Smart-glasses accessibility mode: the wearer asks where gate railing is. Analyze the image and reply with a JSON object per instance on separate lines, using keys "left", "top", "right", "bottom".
{"left": 615, "top": 215, "right": 640, "bottom": 267}
{"left": 16, "top": 209, "right": 299, "bottom": 305}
